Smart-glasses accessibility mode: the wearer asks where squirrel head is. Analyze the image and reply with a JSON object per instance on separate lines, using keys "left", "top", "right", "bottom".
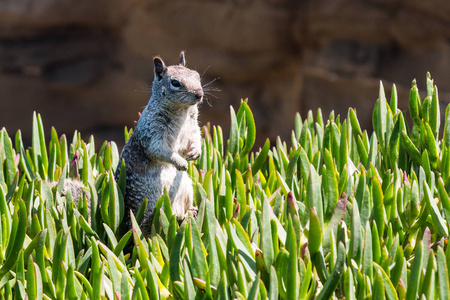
{"left": 152, "top": 51, "right": 204, "bottom": 107}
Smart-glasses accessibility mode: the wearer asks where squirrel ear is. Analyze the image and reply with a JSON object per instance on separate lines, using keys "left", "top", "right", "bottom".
{"left": 153, "top": 57, "right": 166, "bottom": 80}
{"left": 179, "top": 51, "right": 186, "bottom": 67}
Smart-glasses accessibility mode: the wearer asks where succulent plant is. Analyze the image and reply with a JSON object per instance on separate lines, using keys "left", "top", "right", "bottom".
{"left": 0, "top": 73, "right": 449, "bottom": 299}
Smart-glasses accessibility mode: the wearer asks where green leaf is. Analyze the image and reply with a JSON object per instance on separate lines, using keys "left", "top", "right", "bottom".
{"left": 371, "top": 221, "right": 381, "bottom": 264}
{"left": 216, "top": 270, "right": 230, "bottom": 300}
{"left": 0, "top": 186, "right": 11, "bottom": 248}
{"left": 275, "top": 249, "right": 289, "bottom": 299}
{"left": 2, "top": 129, "right": 17, "bottom": 187}
{"left": 66, "top": 265, "right": 78, "bottom": 300}
{"left": 367, "top": 133, "right": 378, "bottom": 169}
{"left": 101, "top": 176, "right": 111, "bottom": 226}
{"left": 223, "top": 170, "right": 233, "bottom": 222}
{"left": 268, "top": 266, "right": 278, "bottom": 300}
{"left": 15, "top": 130, "right": 35, "bottom": 181}
{"left": 323, "top": 149, "right": 339, "bottom": 221}
{"left": 294, "top": 112, "right": 302, "bottom": 140}
{"left": 406, "top": 239, "right": 424, "bottom": 300}
{"left": 286, "top": 147, "right": 301, "bottom": 188}
{"left": 121, "top": 269, "right": 131, "bottom": 300}
{"left": 443, "top": 105, "right": 450, "bottom": 147}
{"left": 81, "top": 142, "right": 90, "bottom": 185}
{"left": 124, "top": 126, "right": 132, "bottom": 143}
{"left": 247, "top": 273, "right": 260, "bottom": 300}
{"left": 373, "top": 269, "right": 386, "bottom": 300}
{"left": 33, "top": 112, "right": 49, "bottom": 178}
{"left": 286, "top": 217, "right": 298, "bottom": 300}
{"left": 409, "top": 80, "right": 422, "bottom": 125}
{"left": 372, "top": 174, "right": 385, "bottom": 238}
{"left": 75, "top": 271, "right": 93, "bottom": 298}
{"left": 23, "top": 230, "right": 44, "bottom": 263}
{"left": 114, "top": 230, "right": 132, "bottom": 257}
{"left": 169, "top": 222, "right": 186, "bottom": 282}
{"left": 308, "top": 208, "right": 322, "bottom": 256}
{"left": 323, "top": 198, "right": 346, "bottom": 255}
{"left": 48, "top": 142, "right": 57, "bottom": 181}
{"left": 14, "top": 280, "right": 26, "bottom": 300}
{"left": 390, "top": 244, "right": 404, "bottom": 288}
{"left": 261, "top": 196, "right": 274, "bottom": 270}
{"left": 103, "top": 142, "right": 113, "bottom": 171}
{"left": 430, "top": 85, "right": 440, "bottom": 138}
{"left": 132, "top": 230, "right": 149, "bottom": 273}
{"left": 388, "top": 115, "right": 402, "bottom": 169}
{"left": 146, "top": 258, "right": 160, "bottom": 300}
{"left": 189, "top": 216, "right": 208, "bottom": 281}
{"left": 118, "top": 159, "right": 127, "bottom": 196}
{"left": 228, "top": 106, "right": 239, "bottom": 156}
{"left": 200, "top": 200, "right": 220, "bottom": 288}
{"left": 349, "top": 198, "right": 362, "bottom": 265}
{"left": 373, "top": 262, "right": 399, "bottom": 300}
{"left": 229, "top": 220, "right": 255, "bottom": 262}
{"left": 316, "top": 241, "right": 345, "bottom": 300}
{"left": 426, "top": 72, "right": 433, "bottom": 97}
{"left": 235, "top": 170, "right": 246, "bottom": 219}
{"left": 108, "top": 170, "right": 125, "bottom": 234}
{"left": 110, "top": 141, "right": 120, "bottom": 172}
{"left": 436, "top": 246, "right": 450, "bottom": 300}
{"left": 0, "top": 199, "right": 27, "bottom": 279}
{"left": 343, "top": 267, "right": 355, "bottom": 300}
{"left": 424, "top": 122, "right": 438, "bottom": 165}
{"left": 252, "top": 139, "right": 270, "bottom": 176}
{"left": 307, "top": 164, "right": 323, "bottom": 229}
{"left": 133, "top": 267, "right": 150, "bottom": 300}
{"left": 236, "top": 259, "right": 248, "bottom": 297}
{"left": 423, "top": 181, "right": 448, "bottom": 236}
{"left": 349, "top": 108, "right": 362, "bottom": 136}
{"left": 239, "top": 101, "right": 256, "bottom": 159}
{"left": 299, "top": 260, "right": 316, "bottom": 300}
{"left": 79, "top": 215, "right": 99, "bottom": 239}
{"left": 28, "top": 258, "right": 43, "bottom": 300}
{"left": 390, "top": 84, "right": 398, "bottom": 113}
{"left": 52, "top": 230, "right": 66, "bottom": 285}
{"left": 437, "top": 177, "right": 450, "bottom": 225}
{"left": 135, "top": 197, "right": 148, "bottom": 226}
{"left": 356, "top": 136, "right": 369, "bottom": 167}
{"left": 362, "top": 221, "right": 373, "bottom": 282}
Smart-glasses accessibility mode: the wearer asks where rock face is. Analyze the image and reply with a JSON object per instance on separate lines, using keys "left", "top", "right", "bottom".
{"left": 0, "top": 0, "right": 449, "bottom": 148}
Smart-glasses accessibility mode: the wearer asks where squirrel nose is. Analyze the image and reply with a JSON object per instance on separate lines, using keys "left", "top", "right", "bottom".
{"left": 195, "top": 90, "right": 204, "bottom": 100}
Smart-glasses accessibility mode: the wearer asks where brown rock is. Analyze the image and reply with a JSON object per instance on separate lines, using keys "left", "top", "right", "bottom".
{"left": 0, "top": 0, "right": 449, "bottom": 150}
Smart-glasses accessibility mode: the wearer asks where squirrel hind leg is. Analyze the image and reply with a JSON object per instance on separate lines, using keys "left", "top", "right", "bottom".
{"left": 140, "top": 215, "right": 154, "bottom": 237}
{"left": 169, "top": 171, "right": 194, "bottom": 220}
{"left": 184, "top": 206, "right": 198, "bottom": 220}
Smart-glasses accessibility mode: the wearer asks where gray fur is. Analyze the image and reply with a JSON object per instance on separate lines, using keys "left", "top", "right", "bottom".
{"left": 62, "top": 179, "right": 91, "bottom": 205}
{"left": 116, "top": 52, "right": 203, "bottom": 236}
{"left": 50, "top": 178, "right": 91, "bottom": 218}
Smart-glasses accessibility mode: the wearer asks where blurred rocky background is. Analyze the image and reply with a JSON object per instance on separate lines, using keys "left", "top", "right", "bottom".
{"left": 0, "top": 0, "right": 449, "bottom": 148}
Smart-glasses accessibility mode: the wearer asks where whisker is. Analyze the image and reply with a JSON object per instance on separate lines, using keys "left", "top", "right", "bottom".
{"left": 134, "top": 89, "right": 152, "bottom": 94}
{"left": 204, "top": 92, "right": 219, "bottom": 99}
{"left": 202, "top": 77, "right": 220, "bottom": 88}
{"left": 201, "top": 65, "right": 212, "bottom": 77}
{"left": 203, "top": 87, "right": 221, "bottom": 92}
{"left": 204, "top": 96, "right": 213, "bottom": 107}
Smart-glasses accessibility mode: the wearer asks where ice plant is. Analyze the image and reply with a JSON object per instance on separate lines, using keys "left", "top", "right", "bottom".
{"left": 0, "top": 73, "right": 448, "bottom": 299}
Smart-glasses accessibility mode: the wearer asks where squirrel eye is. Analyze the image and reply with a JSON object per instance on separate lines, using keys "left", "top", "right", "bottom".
{"left": 170, "top": 79, "right": 182, "bottom": 88}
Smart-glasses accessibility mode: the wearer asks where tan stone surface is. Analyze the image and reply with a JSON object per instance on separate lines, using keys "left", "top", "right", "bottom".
{"left": 0, "top": 0, "right": 449, "bottom": 148}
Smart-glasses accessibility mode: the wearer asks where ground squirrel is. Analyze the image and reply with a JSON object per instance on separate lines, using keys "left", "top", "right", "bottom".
{"left": 116, "top": 51, "right": 203, "bottom": 235}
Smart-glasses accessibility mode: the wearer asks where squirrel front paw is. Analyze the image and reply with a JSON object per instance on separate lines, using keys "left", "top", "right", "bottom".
{"left": 186, "top": 146, "right": 201, "bottom": 161}
{"left": 174, "top": 158, "right": 189, "bottom": 171}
